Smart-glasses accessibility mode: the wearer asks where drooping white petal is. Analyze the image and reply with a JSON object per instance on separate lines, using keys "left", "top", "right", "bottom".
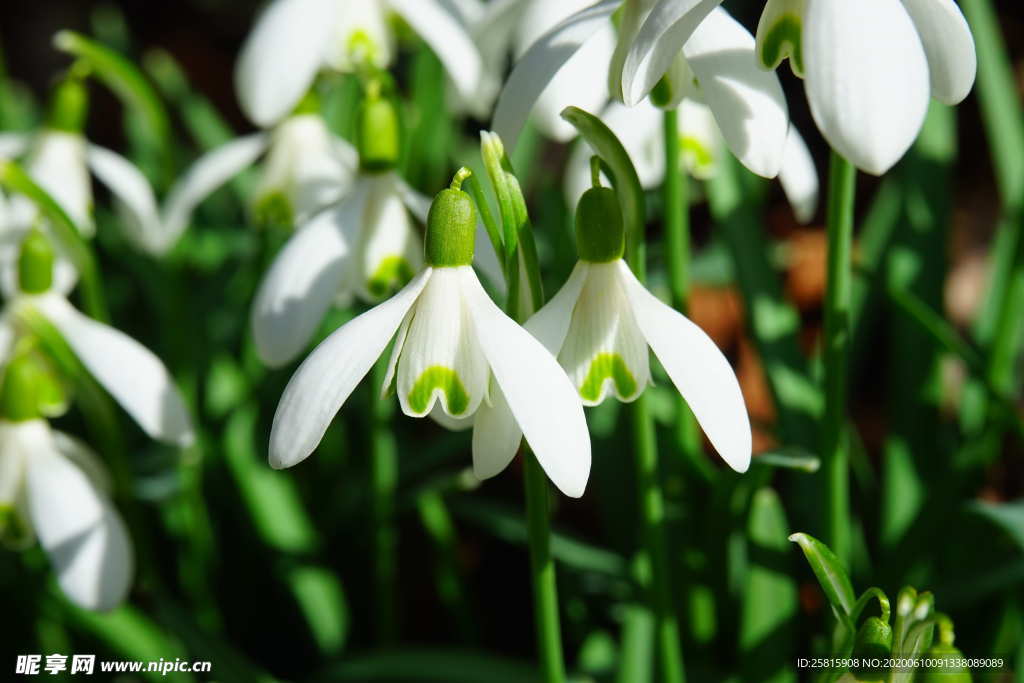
{"left": 429, "top": 404, "right": 475, "bottom": 431}
{"left": 451, "top": 0, "right": 525, "bottom": 119}
{"left": 25, "top": 426, "right": 132, "bottom": 611}
{"left": 755, "top": 0, "right": 806, "bottom": 74}
{"left": 0, "top": 420, "right": 30, "bottom": 508}
{"left": 778, "top": 126, "right": 819, "bottom": 223}
{"left": 52, "top": 431, "right": 113, "bottom": 495}
{"left": 356, "top": 174, "right": 423, "bottom": 302}
{"left": 620, "top": 0, "right": 722, "bottom": 106}
{"left": 269, "top": 268, "right": 433, "bottom": 469}
{"left": 396, "top": 267, "right": 490, "bottom": 419}
{"left": 460, "top": 268, "right": 590, "bottom": 497}
{"left": 678, "top": 98, "right": 723, "bottom": 179}
{"left": 607, "top": 0, "right": 657, "bottom": 101}
{"left": 493, "top": 0, "right": 620, "bottom": 150}
{"left": 804, "top": 0, "right": 929, "bottom": 175}
{"left": 0, "top": 132, "right": 30, "bottom": 159}
{"left": 683, "top": 7, "right": 789, "bottom": 178}
{"left": 251, "top": 200, "right": 357, "bottom": 368}
{"left": 471, "top": 379, "right": 521, "bottom": 480}
{"left": 901, "top": 0, "right": 976, "bottom": 105}
{"left": 324, "top": 0, "right": 394, "bottom": 72}
{"left": 523, "top": 260, "right": 590, "bottom": 354}
{"left": 27, "top": 131, "right": 94, "bottom": 236}
{"left": 616, "top": 260, "right": 750, "bottom": 471}
{"left": 32, "top": 295, "right": 194, "bottom": 447}
{"left": 234, "top": 0, "right": 338, "bottom": 126}
{"left": 161, "top": 133, "right": 269, "bottom": 248}
{"left": 85, "top": 145, "right": 164, "bottom": 255}
{"left": 558, "top": 262, "right": 650, "bottom": 405}
{"left": 389, "top": 0, "right": 483, "bottom": 102}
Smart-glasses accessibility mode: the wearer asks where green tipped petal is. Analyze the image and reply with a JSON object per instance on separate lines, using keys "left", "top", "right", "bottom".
{"left": 408, "top": 366, "right": 470, "bottom": 416}
{"left": 579, "top": 353, "right": 638, "bottom": 403}
{"left": 756, "top": 0, "right": 806, "bottom": 77}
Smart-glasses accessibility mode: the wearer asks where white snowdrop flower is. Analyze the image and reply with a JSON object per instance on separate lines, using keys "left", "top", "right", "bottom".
{"left": 0, "top": 414, "right": 132, "bottom": 611}
{"left": 565, "top": 99, "right": 820, "bottom": 223}
{"left": 756, "top": 0, "right": 976, "bottom": 174}
{"left": 0, "top": 230, "right": 194, "bottom": 448}
{"left": 494, "top": 1, "right": 790, "bottom": 179}
{"left": 160, "top": 107, "right": 357, "bottom": 252}
{"left": 235, "top": 0, "right": 483, "bottom": 127}
{"left": 270, "top": 170, "right": 591, "bottom": 498}
{"left": 478, "top": 180, "right": 752, "bottom": 475}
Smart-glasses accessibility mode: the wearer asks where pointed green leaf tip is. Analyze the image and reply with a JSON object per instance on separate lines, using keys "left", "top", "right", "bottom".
{"left": 18, "top": 229, "right": 54, "bottom": 294}
{"left": 425, "top": 168, "right": 476, "bottom": 268}
{"left": 788, "top": 532, "right": 856, "bottom": 615}
{"left": 47, "top": 75, "right": 89, "bottom": 133}
{"left": 576, "top": 186, "right": 625, "bottom": 263}
{"left": 357, "top": 83, "right": 400, "bottom": 172}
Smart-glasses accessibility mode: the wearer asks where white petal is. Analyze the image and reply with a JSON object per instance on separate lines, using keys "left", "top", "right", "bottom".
{"left": 523, "top": 260, "right": 590, "bottom": 354}
{"left": 607, "top": 0, "right": 658, "bottom": 102}
{"left": 616, "top": 260, "right": 750, "bottom": 471}
{"left": 0, "top": 132, "right": 30, "bottom": 159}
{"left": 901, "top": 0, "right": 976, "bottom": 105}
{"left": 161, "top": 134, "right": 269, "bottom": 247}
{"left": 234, "top": 0, "right": 337, "bottom": 126}
{"left": 683, "top": 7, "right": 789, "bottom": 178}
{"left": 85, "top": 145, "right": 164, "bottom": 254}
{"left": 804, "top": 0, "right": 929, "bottom": 175}
{"left": 27, "top": 131, "right": 94, "bottom": 236}
{"left": 460, "top": 268, "right": 590, "bottom": 497}
{"left": 251, "top": 201, "right": 356, "bottom": 368}
{"left": 356, "top": 175, "right": 423, "bottom": 302}
{"left": 269, "top": 268, "right": 433, "bottom": 469}
{"left": 0, "top": 317, "right": 14, "bottom": 366}
{"left": 678, "top": 98, "right": 724, "bottom": 180}
{"left": 325, "top": 0, "right": 394, "bottom": 71}
{"left": 389, "top": 0, "right": 483, "bottom": 101}
{"left": 52, "top": 430, "right": 113, "bottom": 495}
{"left": 779, "top": 126, "right": 819, "bottom": 223}
{"left": 755, "top": 0, "right": 806, "bottom": 74}
{"left": 429, "top": 404, "right": 475, "bottom": 431}
{"left": 33, "top": 295, "right": 194, "bottom": 447}
{"left": 558, "top": 262, "right": 650, "bottom": 405}
{"left": 492, "top": 0, "right": 620, "bottom": 150}
{"left": 0, "top": 420, "right": 32, "bottom": 508}
{"left": 620, "top": 0, "right": 722, "bottom": 106}
{"left": 396, "top": 267, "right": 490, "bottom": 418}
{"left": 26, "top": 434, "right": 132, "bottom": 611}
{"left": 450, "top": 0, "right": 525, "bottom": 118}
{"left": 471, "top": 379, "right": 521, "bottom": 480}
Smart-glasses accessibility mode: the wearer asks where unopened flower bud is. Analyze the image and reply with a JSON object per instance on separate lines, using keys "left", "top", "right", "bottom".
{"left": 851, "top": 616, "right": 893, "bottom": 681}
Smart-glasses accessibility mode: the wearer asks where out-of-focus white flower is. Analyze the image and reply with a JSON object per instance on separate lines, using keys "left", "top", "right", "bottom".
{"left": 235, "top": 0, "right": 483, "bottom": 127}
{"left": 270, "top": 173, "right": 591, "bottom": 497}
{"left": 494, "top": 1, "right": 790, "bottom": 179}
{"left": 755, "top": 0, "right": 976, "bottom": 174}
{"left": 0, "top": 417, "right": 132, "bottom": 611}
{"left": 160, "top": 112, "right": 357, "bottom": 252}
{"left": 565, "top": 99, "right": 820, "bottom": 223}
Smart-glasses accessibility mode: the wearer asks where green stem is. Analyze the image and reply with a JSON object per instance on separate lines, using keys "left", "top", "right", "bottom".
{"left": 821, "top": 151, "right": 857, "bottom": 564}
{"left": 524, "top": 451, "right": 566, "bottom": 683}
{"left": 662, "top": 109, "right": 709, "bottom": 482}
{"left": 371, "top": 356, "right": 399, "bottom": 644}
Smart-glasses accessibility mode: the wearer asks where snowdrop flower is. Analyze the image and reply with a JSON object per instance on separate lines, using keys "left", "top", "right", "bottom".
{"left": 250, "top": 92, "right": 424, "bottom": 368}
{"left": 486, "top": 177, "right": 751, "bottom": 473}
{"left": 235, "top": 0, "right": 483, "bottom": 127}
{"left": 0, "top": 230, "right": 194, "bottom": 448}
{"left": 0, "top": 77, "right": 166, "bottom": 265}
{"left": 755, "top": 0, "right": 976, "bottom": 174}
{"left": 565, "top": 99, "right": 819, "bottom": 222}
{"left": 270, "top": 170, "right": 591, "bottom": 497}
{"left": 494, "top": 1, "right": 789, "bottom": 178}
{"left": 0, "top": 406, "right": 132, "bottom": 611}
{"left": 160, "top": 99, "right": 357, "bottom": 253}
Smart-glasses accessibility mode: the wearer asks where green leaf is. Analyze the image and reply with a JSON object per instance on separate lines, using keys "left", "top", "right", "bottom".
{"left": 314, "top": 649, "right": 539, "bottom": 683}
{"left": 789, "top": 532, "right": 856, "bottom": 616}
{"left": 969, "top": 500, "right": 1024, "bottom": 550}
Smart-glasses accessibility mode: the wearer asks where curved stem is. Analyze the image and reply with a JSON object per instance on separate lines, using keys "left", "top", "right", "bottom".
{"left": 822, "top": 151, "right": 857, "bottom": 564}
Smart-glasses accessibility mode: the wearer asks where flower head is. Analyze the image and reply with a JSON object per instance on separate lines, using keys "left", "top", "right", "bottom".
{"left": 270, "top": 170, "right": 591, "bottom": 497}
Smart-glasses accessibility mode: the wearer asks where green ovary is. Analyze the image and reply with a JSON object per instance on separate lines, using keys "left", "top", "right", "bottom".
{"left": 579, "top": 353, "right": 638, "bottom": 403}
{"left": 760, "top": 15, "right": 804, "bottom": 76}
{"left": 408, "top": 366, "right": 470, "bottom": 415}
{"left": 367, "top": 256, "right": 414, "bottom": 299}
{"left": 253, "top": 191, "right": 293, "bottom": 228}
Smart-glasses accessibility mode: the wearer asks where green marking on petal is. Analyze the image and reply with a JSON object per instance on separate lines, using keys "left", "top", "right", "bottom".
{"left": 347, "top": 29, "right": 379, "bottom": 67}
{"left": 408, "top": 365, "right": 470, "bottom": 415}
{"left": 579, "top": 352, "right": 638, "bottom": 403}
{"left": 760, "top": 14, "right": 804, "bottom": 77}
{"left": 680, "top": 135, "right": 715, "bottom": 177}
{"left": 367, "top": 255, "right": 414, "bottom": 299}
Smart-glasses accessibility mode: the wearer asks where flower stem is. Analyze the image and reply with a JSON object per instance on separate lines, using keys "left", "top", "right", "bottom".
{"left": 662, "top": 109, "right": 709, "bottom": 481}
{"left": 821, "top": 151, "right": 857, "bottom": 564}
{"left": 524, "top": 451, "right": 567, "bottom": 683}
{"left": 370, "top": 355, "right": 399, "bottom": 643}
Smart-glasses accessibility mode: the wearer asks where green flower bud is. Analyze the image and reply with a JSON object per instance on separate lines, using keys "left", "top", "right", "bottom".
{"left": 357, "top": 90, "right": 400, "bottom": 172}
{"left": 851, "top": 617, "right": 893, "bottom": 682}
{"left": 47, "top": 76, "right": 89, "bottom": 133}
{"left": 18, "top": 229, "right": 54, "bottom": 294}
{"left": 575, "top": 186, "right": 625, "bottom": 263}
{"left": 919, "top": 644, "right": 972, "bottom": 683}
{"left": 425, "top": 168, "right": 476, "bottom": 268}
{"left": 0, "top": 355, "right": 43, "bottom": 423}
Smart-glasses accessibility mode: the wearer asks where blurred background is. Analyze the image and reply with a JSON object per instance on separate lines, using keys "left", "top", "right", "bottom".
{"left": 1, "top": 0, "right": 1023, "bottom": 681}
